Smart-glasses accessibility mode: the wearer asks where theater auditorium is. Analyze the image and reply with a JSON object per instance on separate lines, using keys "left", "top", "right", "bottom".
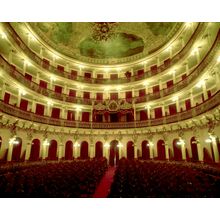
{"left": 0, "top": 22, "right": 220, "bottom": 198}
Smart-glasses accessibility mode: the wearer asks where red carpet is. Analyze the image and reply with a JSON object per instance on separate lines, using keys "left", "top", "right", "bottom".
{"left": 93, "top": 167, "right": 116, "bottom": 198}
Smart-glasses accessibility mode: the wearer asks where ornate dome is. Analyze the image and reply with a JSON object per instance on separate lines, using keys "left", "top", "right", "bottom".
{"left": 28, "top": 22, "right": 182, "bottom": 64}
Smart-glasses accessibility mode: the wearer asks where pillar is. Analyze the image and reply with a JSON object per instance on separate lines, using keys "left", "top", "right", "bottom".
{"left": 7, "top": 137, "right": 15, "bottom": 161}
{"left": 149, "top": 140, "right": 154, "bottom": 159}
{"left": 0, "top": 83, "right": 6, "bottom": 100}
{"left": 165, "top": 141, "right": 169, "bottom": 160}
{"left": 89, "top": 143, "right": 95, "bottom": 158}
{"left": 190, "top": 90, "right": 194, "bottom": 107}
{"left": 162, "top": 104, "right": 165, "bottom": 117}
{"left": 176, "top": 98, "right": 180, "bottom": 112}
{"left": 58, "top": 143, "right": 64, "bottom": 160}
{"left": 17, "top": 90, "right": 21, "bottom": 107}
{"left": 169, "top": 46, "right": 173, "bottom": 58}
{"left": 215, "top": 72, "right": 220, "bottom": 90}
{"left": 195, "top": 137, "right": 203, "bottom": 162}
{"left": 180, "top": 138, "right": 186, "bottom": 160}
{"left": 202, "top": 82, "right": 208, "bottom": 100}
{"left": 156, "top": 57, "right": 160, "bottom": 66}
{"left": 25, "top": 141, "right": 32, "bottom": 161}
{"left": 134, "top": 142, "right": 137, "bottom": 159}
{"left": 31, "top": 100, "right": 36, "bottom": 113}
{"left": 211, "top": 136, "right": 219, "bottom": 163}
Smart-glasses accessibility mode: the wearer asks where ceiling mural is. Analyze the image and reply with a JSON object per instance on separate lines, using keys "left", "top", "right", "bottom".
{"left": 29, "top": 22, "right": 182, "bottom": 64}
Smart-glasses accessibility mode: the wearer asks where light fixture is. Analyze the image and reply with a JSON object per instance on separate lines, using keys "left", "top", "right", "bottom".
{"left": 24, "top": 60, "right": 31, "bottom": 66}
{"left": 117, "top": 142, "right": 123, "bottom": 148}
{"left": 43, "top": 139, "right": 50, "bottom": 147}
{"left": 19, "top": 89, "right": 26, "bottom": 96}
{"left": 75, "top": 106, "right": 82, "bottom": 112}
{"left": 9, "top": 137, "right": 19, "bottom": 145}
{"left": 50, "top": 76, "right": 56, "bottom": 81}
{"left": 74, "top": 142, "right": 80, "bottom": 147}
{"left": 205, "top": 138, "right": 212, "bottom": 143}
{"left": 1, "top": 32, "right": 7, "bottom": 39}
{"left": 196, "top": 80, "right": 205, "bottom": 88}
{"left": 177, "top": 139, "right": 185, "bottom": 146}
{"left": 47, "top": 100, "right": 53, "bottom": 106}
{"left": 217, "top": 56, "right": 220, "bottom": 63}
{"left": 104, "top": 142, "right": 110, "bottom": 148}
{"left": 116, "top": 86, "right": 121, "bottom": 91}
{"left": 143, "top": 81, "right": 148, "bottom": 86}
{"left": 172, "top": 96, "right": 178, "bottom": 102}
{"left": 144, "top": 105, "right": 151, "bottom": 109}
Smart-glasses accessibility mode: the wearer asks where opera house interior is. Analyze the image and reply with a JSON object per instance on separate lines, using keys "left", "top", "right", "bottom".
{"left": 0, "top": 22, "right": 220, "bottom": 198}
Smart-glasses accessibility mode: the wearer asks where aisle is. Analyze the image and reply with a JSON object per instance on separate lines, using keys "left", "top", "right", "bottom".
{"left": 93, "top": 167, "right": 116, "bottom": 198}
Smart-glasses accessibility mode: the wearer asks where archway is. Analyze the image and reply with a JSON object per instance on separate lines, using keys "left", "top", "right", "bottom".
{"left": 29, "top": 139, "right": 40, "bottom": 161}
{"left": 190, "top": 137, "right": 198, "bottom": 161}
{"left": 157, "top": 139, "right": 166, "bottom": 160}
{"left": 127, "top": 141, "right": 134, "bottom": 159}
{"left": 142, "top": 140, "right": 150, "bottom": 160}
{"left": 80, "top": 141, "right": 89, "bottom": 159}
{"left": 203, "top": 148, "right": 214, "bottom": 163}
{"left": 109, "top": 140, "right": 119, "bottom": 166}
{"left": 173, "top": 139, "right": 182, "bottom": 161}
{"left": 95, "top": 141, "right": 103, "bottom": 158}
{"left": 47, "top": 140, "right": 58, "bottom": 160}
{"left": 11, "top": 137, "right": 22, "bottom": 161}
{"left": 65, "top": 140, "right": 73, "bottom": 160}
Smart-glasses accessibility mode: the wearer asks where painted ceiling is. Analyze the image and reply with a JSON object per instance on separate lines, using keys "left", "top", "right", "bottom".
{"left": 29, "top": 22, "right": 183, "bottom": 64}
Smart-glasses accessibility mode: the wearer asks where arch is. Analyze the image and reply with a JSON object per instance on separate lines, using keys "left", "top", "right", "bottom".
{"left": 95, "top": 141, "right": 103, "bottom": 158}
{"left": 173, "top": 139, "right": 182, "bottom": 161}
{"left": 80, "top": 141, "right": 89, "bottom": 159}
{"left": 29, "top": 139, "right": 40, "bottom": 161}
{"left": 47, "top": 139, "right": 58, "bottom": 160}
{"left": 203, "top": 148, "right": 214, "bottom": 163}
{"left": 127, "top": 141, "right": 134, "bottom": 159}
{"left": 157, "top": 139, "right": 166, "bottom": 160}
{"left": 65, "top": 140, "right": 73, "bottom": 160}
{"left": 142, "top": 140, "right": 150, "bottom": 160}
{"left": 190, "top": 137, "right": 198, "bottom": 161}
{"left": 109, "top": 140, "right": 119, "bottom": 166}
{"left": 11, "top": 137, "right": 22, "bottom": 161}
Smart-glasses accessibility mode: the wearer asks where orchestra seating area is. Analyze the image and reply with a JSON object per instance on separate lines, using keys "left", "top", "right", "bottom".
{"left": 0, "top": 158, "right": 108, "bottom": 198}
{"left": 108, "top": 159, "right": 220, "bottom": 198}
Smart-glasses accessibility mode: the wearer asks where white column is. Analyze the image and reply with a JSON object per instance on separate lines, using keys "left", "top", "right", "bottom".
{"left": 212, "top": 137, "right": 219, "bottom": 163}
{"left": 181, "top": 37, "right": 185, "bottom": 48}
{"left": 8, "top": 49, "right": 13, "bottom": 63}
{"left": 165, "top": 142, "right": 169, "bottom": 160}
{"left": 31, "top": 100, "right": 36, "bottom": 113}
{"left": 202, "top": 82, "right": 208, "bottom": 100}
{"left": 172, "top": 71, "right": 176, "bottom": 84}
{"left": 46, "top": 105, "right": 51, "bottom": 117}
{"left": 0, "top": 83, "right": 6, "bottom": 100}
{"left": 25, "top": 141, "right": 32, "bottom": 161}
{"left": 176, "top": 98, "right": 180, "bottom": 112}
{"left": 134, "top": 143, "right": 137, "bottom": 159}
{"left": 195, "top": 137, "right": 203, "bottom": 162}
{"left": 144, "top": 63, "right": 147, "bottom": 72}
{"left": 23, "top": 60, "right": 27, "bottom": 74}
{"left": 185, "top": 62, "right": 189, "bottom": 74}
{"left": 159, "top": 79, "right": 163, "bottom": 91}
{"left": 147, "top": 106, "right": 151, "bottom": 119}
{"left": 130, "top": 68, "right": 134, "bottom": 76}
{"left": 61, "top": 108, "right": 65, "bottom": 119}
{"left": 36, "top": 72, "right": 40, "bottom": 84}
{"left": 17, "top": 90, "right": 21, "bottom": 107}
{"left": 190, "top": 90, "right": 194, "bottom": 107}
{"left": 7, "top": 138, "right": 14, "bottom": 161}
{"left": 63, "top": 85, "right": 67, "bottom": 94}
{"left": 149, "top": 141, "right": 154, "bottom": 159}
{"left": 58, "top": 143, "right": 64, "bottom": 160}
{"left": 169, "top": 46, "right": 173, "bottom": 58}
{"left": 215, "top": 72, "right": 220, "bottom": 90}
{"left": 162, "top": 104, "right": 165, "bottom": 117}
{"left": 180, "top": 138, "right": 186, "bottom": 160}
{"left": 156, "top": 57, "right": 160, "bottom": 66}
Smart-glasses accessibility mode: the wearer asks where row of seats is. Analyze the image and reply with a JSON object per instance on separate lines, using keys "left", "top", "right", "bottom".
{"left": 0, "top": 158, "right": 108, "bottom": 198}
{"left": 108, "top": 158, "right": 220, "bottom": 198}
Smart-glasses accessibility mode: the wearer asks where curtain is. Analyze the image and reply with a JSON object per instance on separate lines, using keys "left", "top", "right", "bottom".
{"left": 110, "top": 93, "right": 118, "bottom": 100}
{"left": 25, "top": 73, "right": 32, "bottom": 81}
{"left": 83, "top": 92, "right": 90, "bottom": 99}
{"left": 157, "top": 140, "right": 166, "bottom": 160}
{"left": 151, "top": 65, "right": 158, "bottom": 74}
{"left": 67, "top": 110, "right": 75, "bottom": 120}
{"left": 69, "top": 89, "right": 76, "bottom": 97}
{"left": 153, "top": 85, "right": 160, "bottom": 93}
{"left": 57, "top": 65, "right": 64, "bottom": 73}
{"left": 54, "top": 85, "right": 62, "bottom": 94}
{"left": 127, "top": 141, "right": 134, "bottom": 159}
{"left": 154, "top": 107, "right": 162, "bottom": 118}
{"left": 48, "top": 140, "right": 58, "bottom": 160}
{"left": 95, "top": 142, "right": 103, "bottom": 158}
{"left": 36, "top": 104, "right": 44, "bottom": 115}
{"left": 82, "top": 112, "right": 90, "bottom": 122}
{"left": 80, "top": 141, "right": 89, "bottom": 159}
{"left": 110, "top": 74, "right": 118, "bottom": 79}
{"left": 169, "top": 104, "right": 177, "bottom": 115}
{"left": 185, "top": 99, "right": 191, "bottom": 110}
{"left": 42, "top": 58, "right": 50, "bottom": 69}
{"left": 20, "top": 99, "right": 28, "bottom": 111}
{"left": 51, "top": 108, "right": 60, "bottom": 119}
{"left": 167, "top": 80, "right": 173, "bottom": 88}
{"left": 139, "top": 89, "right": 145, "bottom": 97}
{"left": 30, "top": 139, "right": 40, "bottom": 161}
{"left": 84, "top": 72, "right": 91, "bottom": 78}
{"left": 65, "top": 141, "right": 73, "bottom": 160}
{"left": 39, "top": 80, "right": 47, "bottom": 89}
{"left": 96, "top": 93, "right": 103, "bottom": 101}
{"left": 70, "top": 70, "right": 77, "bottom": 79}
{"left": 3, "top": 92, "right": 10, "bottom": 103}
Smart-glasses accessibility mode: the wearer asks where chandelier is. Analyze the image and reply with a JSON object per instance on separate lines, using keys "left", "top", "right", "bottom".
{"left": 91, "top": 22, "right": 118, "bottom": 42}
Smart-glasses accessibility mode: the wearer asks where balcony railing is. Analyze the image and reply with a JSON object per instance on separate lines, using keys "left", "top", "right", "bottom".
{"left": 0, "top": 90, "right": 220, "bottom": 129}
{"left": 1, "top": 29, "right": 219, "bottom": 106}
{"left": 3, "top": 23, "right": 206, "bottom": 85}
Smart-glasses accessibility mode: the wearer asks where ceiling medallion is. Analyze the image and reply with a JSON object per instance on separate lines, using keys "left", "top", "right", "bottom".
{"left": 91, "top": 22, "right": 118, "bottom": 42}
